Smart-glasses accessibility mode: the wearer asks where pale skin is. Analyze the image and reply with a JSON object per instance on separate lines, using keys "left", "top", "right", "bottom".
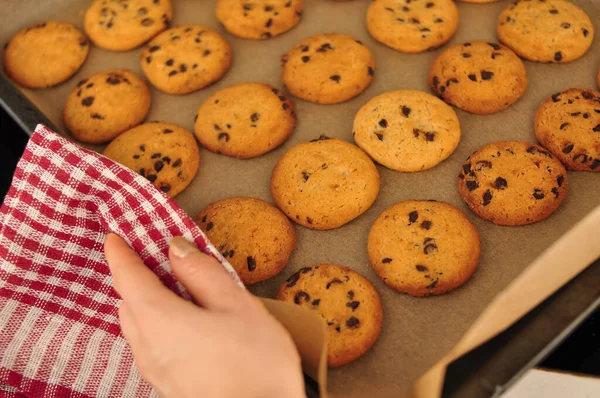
{"left": 104, "top": 233, "right": 305, "bottom": 398}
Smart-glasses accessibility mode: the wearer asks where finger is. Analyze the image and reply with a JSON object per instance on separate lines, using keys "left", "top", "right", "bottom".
{"left": 104, "top": 233, "right": 175, "bottom": 309}
{"left": 118, "top": 302, "right": 142, "bottom": 351}
{"left": 169, "top": 236, "right": 247, "bottom": 312}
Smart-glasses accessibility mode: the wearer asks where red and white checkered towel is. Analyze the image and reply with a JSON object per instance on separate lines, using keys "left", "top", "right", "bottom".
{"left": 0, "top": 124, "right": 241, "bottom": 397}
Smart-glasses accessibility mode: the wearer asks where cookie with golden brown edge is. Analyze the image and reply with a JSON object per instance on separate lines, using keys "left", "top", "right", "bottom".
{"left": 276, "top": 264, "right": 383, "bottom": 367}
{"left": 103, "top": 122, "right": 199, "bottom": 197}
{"left": 270, "top": 136, "right": 380, "bottom": 230}
{"left": 195, "top": 197, "right": 296, "bottom": 285}
{"left": 63, "top": 69, "right": 151, "bottom": 144}
{"left": 3, "top": 22, "right": 89, "bottom": 88}
{"left": 458, "top": 141, "right": 568, "bottom": 226}
{"left": 535, "top": 88, "right": 600, "bottom": 172}
{"left": 428, "top": 41, "right": 528, "bottom": 115}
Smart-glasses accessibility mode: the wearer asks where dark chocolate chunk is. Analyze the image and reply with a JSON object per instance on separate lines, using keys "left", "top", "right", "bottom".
{"left": 203, "top": 49, "right": 211, "bottom": 57}
{"left": 250, "top": 112, "right": 260, "bottom": 122}
{"left": 368, "top": 66, "right": 374, "bottom": 76}
{"left": 335, "top": 326, "right": 341, "bottom": 333}
{"left": 326, "top": 278, "right": 343, "bottom": 289}
{"left": 562, "top": 144, "right": 574, "bottom": 154}
{"left": 481, "top": 70, "right": 494, "bottom": 80}
{"left": 434, "top": 18, "right": 443, "bottom": 23}
{"left": 402, "top": 106, "right": 411, "bottom": 117}
{"left": 159, "top": 183, "right": 171, "bottom": 193}
{"left": 301, "top": 171, "right": 309, "bottom": 182}
{"left": 179, "top": 64, "right": 187, "bottom": 73}
{"left": 583, "top": 113, "right": 590, "bottom": 119}
{"left": 560, "top": 122, "right": 569, "bottom": 130}
{"left": 153, "top": 160, "right": 164, "bottom": 172}
{"left": 557, "top": 175, "right": 564, "bottom": 187}
{"left": 554, "top": 52, "right": 562, "bottom": 61}
{"left": 491, "top": 52, "right": 503, "bottom": 59}
{"left": 300, "top": 45, "right": 309, "bottom": 52}
{"left": 312, "top": 299, "right": 320, "bottom": 306}
{"left": 168, "top": 70, "right": 177, "bottom": 77}
{"left": 583, "top": 28, "right": 589, "bottom": 37}
{"left": 379, "top": 119, "right": 388, "bottom": 128}
{"left": 77, "top": 79, "right": 88, "bottom": 87}
{"left": 346, "top": 317, "right": 360, "bottom": 329}
{"left": 424, "top": 243, "right": 438, "bottom": 255}
{"left": 148, "top": 45, "right": 160, "bottom": 53}
{"left": 549, "top": 9, "right": 558, "bottom": 14}
{"left": 475, "top": 160, "right": 492, "bottom": 170}
{"left": 385, "top": 7, "right": 394, "bottom": 11}
{"left": 133, "top": 155, "right": 140, "bottom": 159}
{"left": 265, "top": 18, "right": 273, "bottom": 28}
{"left": 426, "top": 2, "right": 434, "bottom": 7}
{"left": 106, "top": 76, "right": 120, "bottom": 85}
{"left": 533, "top": 189, "right": 545, "bottom": 199}
{"left": 416, "top": 265, "right": 428, "bottom": 272}
{"left": 306, "top": 217, "right": 313, "bottom": 224}
{"left": 204, "top": 221, "right": 214, "bottom": 232}
{"left": 582, "top": 91, "right": 594, "bottom": 100}
{"left": 573, "top": 153, "right": 589, "bottom": 163}
{"left": 278, "top": 95, "right": 286, "bottom": 102}
{"left": 285, "top": 271, "right": 302, "bottom": 287}
{"left": 382, "top": 258, "right": 392, "bottom": 263}
{"left": 410, "top": 18, "right": 419, "bottom": 23}
{"left": 330, "top": 75, "right": 341, "bottom": 83}
{"left": 446, "top": 78, "right": 459, "bottom": 87}
{"left": 151, "top": 153, "right": 162, "bottom": 159}
{"left": 162, "top": 156, "right": 171, "bottom": 165}
{"left": 463, "top": 163, "right": 472, "bottom": 174}
{"left": 91, "top": 113, "right": 104, "bottom": 120}
{"left": 426, "top": 279, "right": 438, "bottom": 289}
{"left": 264, "top": 4, "right": 274, "bottom": 11}
{"left": 346, "top": 301, "right": 360, "bottom": 311}
{"left": 172, "top": 158, "right": 182, "bottom": 168}
{"left": 282, "top": 103, "right": 290, "bottom": 110}
{"left": 285, "top": 1, "right": 291, "bottom": 7}
{"left": 590, "top": 159, "right": 600, "bottom": 170}
{"left": 146, "top": 174, "right": 157, "bottom": 183}
{"left": 440, "top": 86, "right": 446, "bottom": 93}
{"left": 195, "top": 37, "right": 201, "bottom": 43}
{"left": 571, "top": 112, "right": 581, "bottom": 117}
{"left": 464, "top": 42, "right": 472, "bottom": 47}
{"left": 408, "top": 210, "right": 419, "bottom": 224}
{"left": 139, "top": 168, "right": 146, "bottom": 177}
{"left": 425, "top": 132, "right": 435, "bottom": 142}
{"left": 421, "top": 27, "right": 431, "bottom": 32}
{"left": 466, "top": 180, "right": 479, "bottom": 191}
{"left": 402, "top": 6, "right": 410, "bottom": 11}
{"left": 218, "top": 132, "right": 230, "bottom": 142}
{"left": 468, "top": 74, "right": 477, "bottom": 82}
{"left": 494, "top": 177, "right": 508, "bottom": 190}
{"left": 593, "top": 124, "right": 600, "bottom": 132}
{"left": 420, "top": 220, "right": 432, "bottom": 230}
{"left": 551, "top": 187, "right": 560, "bottom": 198}
{"left": 561, "top": 22, "right": 571, "bottom": 29}
{"left": 141, "top": 18, "right": 154, "bottom": 27}
{"left": 302, "top": 55, "right": 310, "bottom": 63}
{"left": 462, "top": 53, "right": 471, "bottom": 58}
{"left": 347, "top": 291, "right": 354, "bottom": 300}
{"left": 488, "top": 42, "right": 501, "bottom": 50}
{"left": 81, "top": 97, "right": 94, "bottom": 107}
{"left": 294, "top": 291, "right": 310, "bottom": 304}
{"left": 375, "top": 133, "right": 384, "bottom": 141}
{"left": 85, "top": 83, "right": 93, "bottom": 88}
{"left": 482, "top": 190, "right": 493, "bottom": 205}
{"left": 139, "top": 144, "right": 146, "bottom": 152}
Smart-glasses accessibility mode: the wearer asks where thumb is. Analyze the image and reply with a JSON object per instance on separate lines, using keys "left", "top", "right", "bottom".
{"left": 169, "top": 236, "right": 247, "bottom": 312}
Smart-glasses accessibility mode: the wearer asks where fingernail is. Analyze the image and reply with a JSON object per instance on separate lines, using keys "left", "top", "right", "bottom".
{"left": 170, "top": 237, "right": 198, "bottom": 259}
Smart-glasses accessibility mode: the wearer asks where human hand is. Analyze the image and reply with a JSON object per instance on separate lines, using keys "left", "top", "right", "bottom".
{"left": 104, "top": 234, "right": 305, "bottom": 398}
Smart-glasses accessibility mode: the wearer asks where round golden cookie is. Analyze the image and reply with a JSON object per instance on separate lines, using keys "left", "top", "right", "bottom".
{"left": 428, "top": 41, "right": 528, "bottom": 115}
{"left": 63, "top": 69, "right": 151, "bottom": 144}
{"left": 276, "top": 264, "right": 383, "bottom": 367}
{"left": 194, "top": 83, "right": 296, "bottom": 158}
{"left": 281, "top": 34, "right": 375, "bottom": 104}
{"left": 271, "top": 137, "right": 380, "bottom": 230}
{"left": 103, "top": 122, "right": 199, "bottom": 197}
{"left": 140, "top": 25, "right": 232, "bottom": 94}
{"left": 366, "top": 0, "right": 459, "bottom": 54}
{"left": 216, "top": 0, "right": 304, "bottom": 40}
{"left": 84, "top": 0, "right": 172, "bottom": 51}
{"left": 458, "top": 141, "right": 568, "bottom": 226}
{"left": 497, "top": 0, "right": 594, "bottom": 63}
{"left": 353, "top": 90, "right": 461, "bottom": 172}
{"left": 368, "top": 200, "right": 480, "bottom": 297}
{"left": 3, "top": 22, "right": 90, "bottom": 88}
{"left": 195, "top": 197, "right": 296, "bottom": 285}
{"left": 534, "top": 89, "right": 600, "bottom": 172}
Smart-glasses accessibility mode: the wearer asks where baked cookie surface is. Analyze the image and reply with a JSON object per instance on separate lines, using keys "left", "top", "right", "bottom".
{"left": 195, "top": 197, "right": 296, "bottom": 285}
{"left": 353, "top": 90, "right": 461, "bottom": 172}
{"left": 271, "top": 137, "right": 380, "bottom": 230}
{"left": 458, "top": 141, "right": 568, "bottom": 226}
{"left": 63, "top": 69, "right": 151, "bottom": 144}
{"left": 368, "top": 200, "right": 480, "bottom": 297}
{"left": 103, "top": 122, "right": 199, "bottom": 197}
{"left": 428, "top": 41, "right": 528, "bottom": 115}
{"left": 194, "top": 83, "right": 296, "bottom": 158}
{"left": 3, "top": 22, "right": 89, "bottom": 88}
{"left": 276, "top": 264, "right": 383, "bottom": 367}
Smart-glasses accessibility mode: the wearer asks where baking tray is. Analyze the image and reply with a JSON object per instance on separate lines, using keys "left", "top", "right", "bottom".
{"left": 1, "top": 0, "right": 600, "bottom": 397}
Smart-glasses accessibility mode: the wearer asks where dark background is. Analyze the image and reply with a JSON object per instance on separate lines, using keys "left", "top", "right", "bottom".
{"left": 1, "top": 107, "right": 598, "bottom": 385}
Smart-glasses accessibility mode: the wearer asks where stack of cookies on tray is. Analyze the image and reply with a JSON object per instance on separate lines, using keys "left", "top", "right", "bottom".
{"left": 2, "top": 0, "right": 598, "bottom": 368}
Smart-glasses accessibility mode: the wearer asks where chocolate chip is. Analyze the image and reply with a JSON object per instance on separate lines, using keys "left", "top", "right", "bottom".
{"left": 141, "top": 18, "right": 154, "bottom": 26}
{"left": 375, "top": 133, "right": 384, "bottom": 141}
{"left": 382, "top": 257, "right": 392, "bottom": 263}
{"left": 265, "top": 18, "right": 273, "bottom": 28}
{"left": 139, "top": 144, "right": 146, "bottom": 152}
{"left": 201, "top": 215, "right": 207, "bottom": 223}
{"left": 419, "top": 220, "right": 432, "bottom": 230}
{"left": 446, "top": 78, "right": 459, "bottom": 87}
{"left": 425, "top": 132, "right": 435, "bottom": 142}
{"left": 426, "top": 2, "right": 434, "bottom": 7}
{"left": 424, "top": 242, "right": 438, "bottom": 255}
{"left": 346, "top": 317, "right": 360, "bottom": 329}
{"left": 416, "top": 265, "right": 428, "bottom": 272}
{"left": 162, "top": 157, "right": 171, "bottom": 165}
{"left": 312, "top": 299, "right": 320, "bottom": 306}
{"left": 179, "top": 64, "right": 187, "bottom": 73}
{"left": 583, "top": 28, "right": 589, "bottom": 37}
{"left": 464, "top": 42, "right": 472, "bottom": 47}
{"left": 282, "top": 103, "right": 290, "bottom": 110}
{"left": 326, "top": 278, "right": 343, "bottom": 289}
{"left": 203, "top": 49, "right": 211, "bottom": 57}
{"left": 302, "top": 55, "right": 310, "bottom": 63}
{"left": 440, "top": 86, "right": 446, "bottom": 93}
{"left": 475, "top": 160, "right": 492, "bottom": 170}
{"left": 410, "top": 18, "right": 419, "bottom": 23}
{"left": 466, "top": 180, "right": 479, "bottom": 191}
{"left": 379, "top": 119, "right": 388, "bottom": 128}
{"left": 317, "top": 43, "right": 333, "bottom": 52}
{"left": 533, "top": 189, "right": 545, "bottom": 199}
{"left": 462, "top": 53, "right": 471, "bottom": 58}
{"left": 402, "top": 6, "right": 410, "bottom": 11}
{"left": 433, "top": 76, "right": 439, "bottom": 89}
{"left": 583, "top": 113, "right": 590, "bottom": 119}
{"left": 77, "top": 79, "right": 88, "bottom": 87}
{"left": 146, "top": 174, "right": 157, "bottom": 183}
{"left": 551, "top": 93, "right": 561, "bottom": 102}
{"left": 91, "top": 113, "right": 104, "bottom": 120}
{"left": 554, "top": 52, "right": 562, "bottom": 61}
{"left": 278, "top": 95, "right": 286, "bottom": 102}
{"left": 171, "top": 35, "right": 180, "bottom": 41}
{"left": 550, "top": 187, "right": 560, "bottom": 198}
{"left": 549, "top": 9, "right": 558, "bottom": 14}
{"left": 385, "top": 7, "right": 394, "bottom": 11}
{"left": 159, "top": 183, "right": 171, "bottom": 193}
{"left": 330, "top": 75, "right": 341, "bottom": 83}
{"left": 562, "top": 144, "right": 574, "bottom": 154}
{"left": 250, "top": 112, "right": 260, "bottom": 123}
{"left": 285, "top": 271, "right": 301, "bottom": 287}
{"left": 301, "top": 171, "right": 310, "bottom": 182}
{"left": 481, "top": 71, "right": 494, "bottom": 80}
{"left": 133, "top": 155, "right": 140, "bottom": 159}
{"left": 434, "top": 18, "right": 443, "bottom": 23}
{"left": 148, "top": 45, "right": 161, "bottom": 53}
{"left": 488, "top": 43, "right": 501, "bottom": 50}
{"left": 151, "top": 153, "right": 162, "bottom": 159}
{"left": 408, "top": 210, "right": 419, "bottom": 224}
{"left": 573, "top": 153, "right": 589, "bottom": 163}
{"left": 153, "top": 161, "right": 163, "bottom": 173}
{"left": 426, "top": 279, "right": 438, "bottom": 289}
{"left": 561, "top": 22, "right": 571, "bottom": 29}
{"left": 482, "top": 190, "right": 493, "bottom": 205}
{"left": 402, "top": 106, "right": 411, "bottom": 117}
{"left": 218, "top": 132, "right": 230, "bottom": 142}
{"left": 294, "top": 291, "right": 310, "bottom": 304}
{"left": 594, "top": 124, "right": 600, "bottom": 132}
{"left": 491, "top": 52, "right": 503, "bottom": 59}
{"left": 582, "top": 91, "right": 594, "bottom": 100}
{"left": 347, "top": 291, "right": 354, "bottom": 300}
{"left": 560, "top": 122, "right": 569, "bottom": 130}
{"left": 346, "top": 301, "right": 360, "bottom": 311}
{"left": 203, "top": 221, "right": 213, "bottom": 232}
{"left": 463, "top": 163, "right": 472, "bottom": 174}
{"left": 168, "top": 70, "right": 177, "bottom": 77}
{"left": 468, "top": 74, "right": 477, "bottom": 82}
{"left": 591, "top": 159, "right": 600, "bottom": 170}
{"left": 557, "top": 175, "right": 564, "bottom": 187}
{"left": 368, "top": 66, "right": 374, "bottom": 76}
{"left": 494, "top": 177, "right": 508, "bottom": 190}
{"left": 335, "top": 326, "right": 341, "bottom": 333}
{"left": 571, "top": 112, "right": 581, "bottom": 117}
{"left": 195, "top": 37, "right": 201, "bottom": 43}
{"left": 306, "top": 217, "right": 313, "bottom": 224}
{"left": 81, "top": 97, "right": 94, "bottom": 107}
{"left": 421, "top": 27, "right": 431, "bottom": 32}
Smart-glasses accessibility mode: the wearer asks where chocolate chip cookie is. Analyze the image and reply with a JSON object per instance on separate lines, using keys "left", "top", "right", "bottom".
{"left": 140, "top": 25, "right": 232, "bottom": 94}
{"left": 270, "top": 137, "right": 380, "bottom": 230}
{"left": 368, "top": 200, "right": 480, "bottom": 297}
{"left": 84, "top": 0, "right": 172, "bottom": 51}
{"left": 194, "top": 83, "right": 296, "bottom": 158}
{"left": 535, "top": 89, "right": 600, "bottom": 172}
{"left": 195, "top": 197, "right": 296, "bottom": 285}
{"left": 216, "top": 0, "right": 304, "bottom": 40}
{"left": 428, "top": 41, "right": 528, "bottom": 115}
{"left": 497, "top": 0, "right": 594, "bottom": 63}
{"left": 3, "top": 22, "right": 89, "bottom": 88}
{"left": 458, "top": 141, "right": 568, "bottom": 226}
{"left": 366, "top": 0, "right": 459, "bottom": 53}
{"left": 103, "top": 122, "right": 199, "bottom": 197}
{"left": 276, "top": 264, "right": 383, "bottom": 367}
{"left": 63, "top": 69, "right": 151, "bottom": 144}
{"left": 353, "top": 90, "right": 461, "bottom": 172}
{"left": 281, "top": 34, "right": 375, "bottom": 104}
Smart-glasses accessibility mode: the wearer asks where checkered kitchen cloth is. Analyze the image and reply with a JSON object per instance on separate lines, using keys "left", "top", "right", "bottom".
{"left": 0, "top": 124, "right": 241, "bottom": 397}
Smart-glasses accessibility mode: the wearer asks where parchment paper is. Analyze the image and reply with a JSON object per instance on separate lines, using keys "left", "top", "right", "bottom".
{"left": 1, "top": 1, "right": 600, "bottom": 397}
